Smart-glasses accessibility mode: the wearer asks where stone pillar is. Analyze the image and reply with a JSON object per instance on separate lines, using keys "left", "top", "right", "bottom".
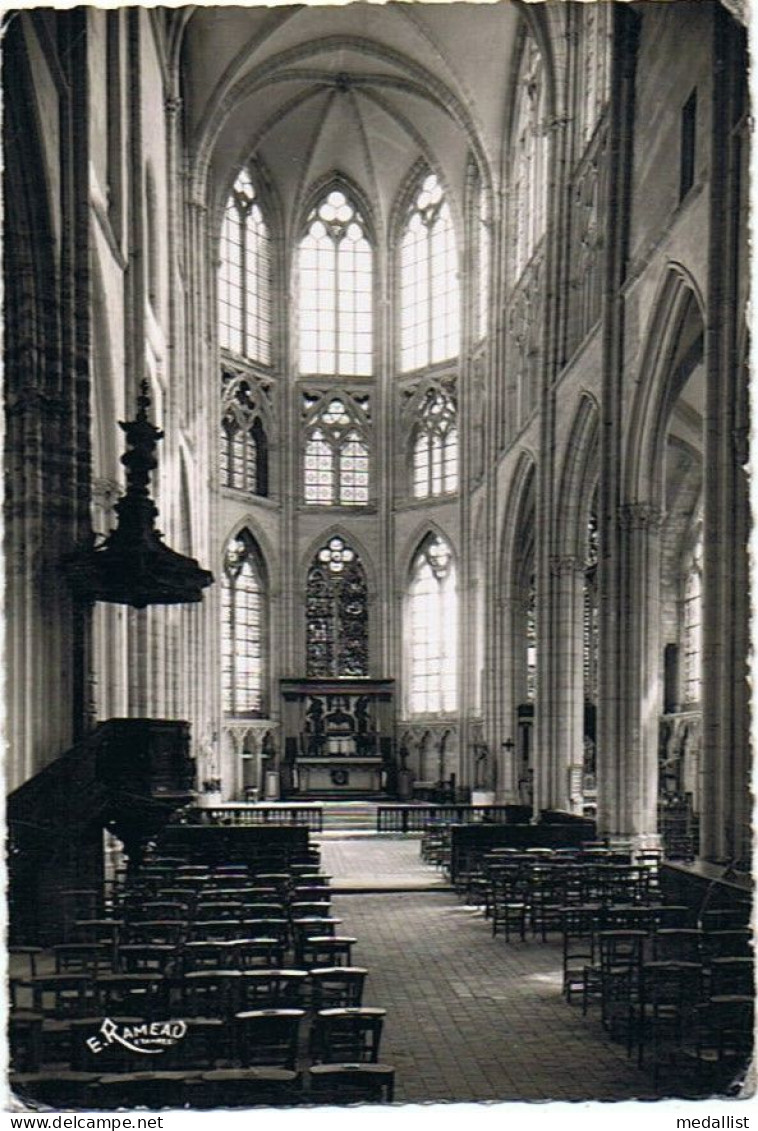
{"left": 546, "top": 556, "right": 586, "bottom": 813}
{"left": 616, "top": 503, "right": 663, "bottom": 843}
{"left": 700, "top": 8, "right": 750, "bottom": 866}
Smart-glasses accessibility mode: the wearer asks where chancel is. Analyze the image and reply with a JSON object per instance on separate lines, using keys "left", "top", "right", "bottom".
{"left": 4, "top": 0, "right": 751, "bottom": 1111}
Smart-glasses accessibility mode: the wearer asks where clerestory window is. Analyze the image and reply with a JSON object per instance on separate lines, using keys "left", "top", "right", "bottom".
{"left": 218, "top": 171, "right": 272, "bottom": 365}
{"left": 400, "top": 174, "right": 460, "bottom": 373}
{"left": 298, "top": 189, "right": 373, "bottom": 377}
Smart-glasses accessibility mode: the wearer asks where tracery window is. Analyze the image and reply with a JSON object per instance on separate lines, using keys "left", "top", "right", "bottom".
{"left": 306, "top": 536, "right": 368, "bottom": 677}
{"left": 221, "top": 531, "right": 267, "bottom": 716}
{"left": 303, "top": 393, "right": 370, "bottom": 506}
{"left": 512, "top": 36, "right": 548, "bottom": 278}
{"left": 220, "top": 373, "right": 268, "bottom": 496}
{"left": 412, "top": 389, "right": 458, "bottom": 498}
{"left": 407, "top": 534, "right": 458, "bottom": 714}
{"left": 400, "top": 173, "right": 460, "bottom": 372}
{"left": 299, "top": 189, "right": 372, "bottom": 376}
{"left": 218, "top": 171, "right": 271, "bottom": 364}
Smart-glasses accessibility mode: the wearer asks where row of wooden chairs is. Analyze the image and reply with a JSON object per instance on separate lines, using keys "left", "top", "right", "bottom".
{"left": 12, "top": 1063, "right": 396, "bottom": 1109}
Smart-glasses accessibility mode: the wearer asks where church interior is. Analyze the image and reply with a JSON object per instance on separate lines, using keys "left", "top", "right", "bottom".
{"left": 4, "top": 0, "right": 752, "bottom": 1111}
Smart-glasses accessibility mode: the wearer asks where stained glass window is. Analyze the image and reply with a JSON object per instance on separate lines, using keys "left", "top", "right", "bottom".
{"left": 412, "top": 390, "right": 458, "bottom": 498}
{"left": 306, "top": 536, "right": 368, "bottom": 677}
{"left": 303, "top": 396, "right": 369, "bottom": 506}
{"left": 220, "top": 373, "right": 268, "bottom": 496}
{"left": 221, "top": 531, "right": 267, "bottom": 716}
{"left": 299, "top": 190, "right": 372, "bottom": 376}
{"left": 408, "top": 535, "right": 457, "bottom": 714}
{"left": 218, "top": 171, "right": 271, "bottom": 364}
{"left": 400, "top": 174, "right": 460, "bottom": 372}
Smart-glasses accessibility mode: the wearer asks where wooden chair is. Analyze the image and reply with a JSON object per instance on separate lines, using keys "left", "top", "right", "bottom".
{"left": 301, "top": 937, "right": 356, "bottom": 969}
{"left": 118, "top": 944, "right": 177, "bottom": 974}
{"left": 309, "top": 1063, "right": 395, "bottom": 1104}
{"left": 309, "top": 967, "right": 367, "bottom": 1011}
{"left": 581, "top": 930, "right": 646, "bottom": 1019}
{"left": 561, "top": 906, "right": 598, "bottom": 1002}
{"left": 29, "top": 974, "right": 93, "bottom": 1019}
{"left": 628, "top": 961, "right": 704, "bottom": 1082}
{"left": 53, "top": 944, "right": 113, "bottom": 976}
{"left": 234, "top": 1008, "right": 305, "bottom": 1069}
{"left": 10, "top": 1071, "right": 100, "bottom": 1110}
{"left": 237, "top": 970, "right": 309, "bottom": 1012}
{"left": 230, "top": 938, "right": 286, "bottom": 969}
{"left": 683, "top": 995, "right": 754, "bottom": 1096}
{"left": 94, "top": 972, "right": 165, "bottom": 1018}
{"left": 310, "top": 1007, "right": 385, "bottom": 1064}
{"left": 9, "top": 1012, "right": 44, "bottom": 1073}
{"left": 178, "top": 970, "right": 242, "bottom": 1018}
{"left": 708, "top": 956, "right": 754, "bottom": 998}
{"left": 95, "top": 1070, "right": 202, "bottom": 1110}
{"left": 197, "top": 1067, "right": 302, "bottom": 1108}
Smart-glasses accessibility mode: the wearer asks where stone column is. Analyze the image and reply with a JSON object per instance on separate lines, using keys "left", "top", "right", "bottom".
{"left": 700, "top": 8, "right": 750, "bottom": 866}
{"left": 546, "top": 555, "right": 586, "bottom": 813}
{"left": 617, "top": 502, "right": 663, "bottom": 843}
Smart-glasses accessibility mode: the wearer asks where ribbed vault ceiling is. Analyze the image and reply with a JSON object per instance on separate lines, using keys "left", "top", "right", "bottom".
{"left": 181, "top": 3, "right": 521, "bottom": 230}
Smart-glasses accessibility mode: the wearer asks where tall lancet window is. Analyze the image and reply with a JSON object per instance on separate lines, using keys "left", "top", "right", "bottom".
{"left": 221, "top": 531, "right": 267, "bottom": 716}
{"left": 407, "top": 534, "right": 458, "bottom": 714}
{"left": 400, "top": 173, "right": 460, "bottom": 372}
{"left": 218, "top": 171, "right": 272, "bottom": 364}
{"left": 412, "top": 389, "right": 458, "bottom": 498}
{"left": 306, "top": 536, "right": 369, "bottom": 677}
{"left": 299, "top": 189, "right": 373, "bottom": 376}
{"left": 512, "top": 36, "right": 548, "bottom": 278}
{"left": 682, "top": 531, "right": 703, "bottom": 705}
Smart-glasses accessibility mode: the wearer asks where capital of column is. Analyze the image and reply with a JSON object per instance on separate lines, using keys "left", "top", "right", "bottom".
{"left": 165, "top": 96, "right": 183, "bottom": 118}
{"left": 618, "top": 502, "right": 663, "bottom": 532}
{"left": 549, "top": 554, "right": 585, "bottom": 577}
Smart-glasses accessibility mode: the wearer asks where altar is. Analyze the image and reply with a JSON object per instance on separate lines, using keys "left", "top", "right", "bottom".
{"left": 280, "top": 678, "right": 395, "bottom": 798}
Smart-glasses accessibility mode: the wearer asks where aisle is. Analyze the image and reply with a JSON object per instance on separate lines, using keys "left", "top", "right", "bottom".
{"left": 318, "top": 836, "right": 449, "bottom": 891}
{"left": 317, "top": 835, "right": 658, "bottom": 1104}
{"left": 332, "top": 889, "right": 657, "bottom": 1104}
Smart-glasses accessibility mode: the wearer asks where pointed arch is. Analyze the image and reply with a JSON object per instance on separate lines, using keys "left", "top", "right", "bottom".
{"left": 556, "top": 393, "right": 600, "bottom": 560}
{"left": 626, "top": 264, "right": 705, "bottom": 506}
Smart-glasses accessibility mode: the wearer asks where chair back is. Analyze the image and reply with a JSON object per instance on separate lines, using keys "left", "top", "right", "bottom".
{"left": 234, "top": 1009, "right": 305, "bottom": 1069}
{"left": 311, "top": 1007, "right": 385, "bottom": 1064}
{"left": 310, "top": 967, "right": 367, "bottom": 1010}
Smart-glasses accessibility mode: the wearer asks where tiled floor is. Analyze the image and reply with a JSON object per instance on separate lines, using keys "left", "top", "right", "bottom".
{"left": 319, "top": 837, "right": 676, "bottom": 1104}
